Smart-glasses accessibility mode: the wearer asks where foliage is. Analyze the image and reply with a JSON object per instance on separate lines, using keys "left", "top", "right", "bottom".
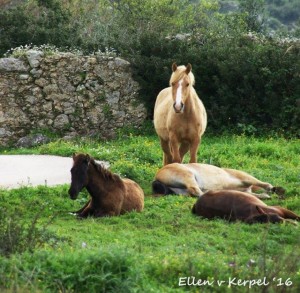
{"left": 238, "top": 0, "right": 267, "bottom": 32}
{"left": 0, "top": 0, "right": 81, "bottom": 56}
{"left": 0, "top": 202, "right": 61, "bottom": 257}
{"left": 220, "top": 0, "right": 300, "bottom": 31}
{"left": 266, "top": 0, "right": 300, "bottom": 30}
{"left": 129, "top": 25, "right": 300, "bottom": 135}
{"left": 0, "top": 0, "right": 299, "bottom": 135}
{"left": 0, "top": 250, "right": 136, "bottom": 292}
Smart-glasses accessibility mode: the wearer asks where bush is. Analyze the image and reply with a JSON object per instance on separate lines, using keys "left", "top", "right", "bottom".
{"left": 128, "top": 28, "right": 300, "bottom": 136}
{"left": 0, "top": 250, "right": 137, "bottom": 292}
{"left": 0, "top": 205, "right": 60, "bottom": 257}
{"left": 0, "top": 0, "right": 81, "bottom": 56}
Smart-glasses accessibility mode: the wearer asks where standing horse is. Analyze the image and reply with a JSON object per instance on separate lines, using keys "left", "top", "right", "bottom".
{"left": 68, "top": 153, "right": 144, "bottom": 218}
{"left": 154, "top": 63, "right": 207, "bottom": 165}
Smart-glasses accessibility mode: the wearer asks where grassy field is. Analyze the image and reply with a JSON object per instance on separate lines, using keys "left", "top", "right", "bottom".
{"left": 0, "top": 133, "right": 299, "bottom": 292}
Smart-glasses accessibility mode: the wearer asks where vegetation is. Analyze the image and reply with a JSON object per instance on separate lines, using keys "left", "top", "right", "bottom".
{"left": 0, "top": 134, "right": 299, "bottom": 292}
{"left": 0, "top": 0, "right": 299, "bottom": 136}
{"left": 220, "top": 0, "right": 300, "bottom": 31}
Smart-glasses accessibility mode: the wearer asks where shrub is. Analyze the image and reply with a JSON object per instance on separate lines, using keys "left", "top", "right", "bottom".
{"left": 128, "top": 27, "right": 300, "bottom": 135}
{"left": 0, "top": 0, "right": 81, "bottom": 56}
{"left": 0, "top": 204, "right": 61, "bottom": 257}
{"left": 0, "top": 250, "right": 137, "bottom": 292}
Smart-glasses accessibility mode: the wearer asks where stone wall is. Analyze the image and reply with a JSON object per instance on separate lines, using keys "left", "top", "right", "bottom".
{"left": 0, "top": 50, "right": 147, "bottom": 146}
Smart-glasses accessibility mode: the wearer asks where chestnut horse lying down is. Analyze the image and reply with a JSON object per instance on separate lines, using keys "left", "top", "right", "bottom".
{"left": 152, "top": 163, "right": 285, "bottom": 199}
{"left": 69, "top": 153, "right": 144, "bottom": 218}
{"left": 192, "top": 190, "right": 300, "bottom": 224}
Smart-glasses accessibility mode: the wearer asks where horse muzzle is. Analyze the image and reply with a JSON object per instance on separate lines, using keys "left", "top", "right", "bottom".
{"left": 173, "top": 102, "right": 185, "bottom": 113}
{"left": 68, "top": 187, "right": 79, "bottom": 200}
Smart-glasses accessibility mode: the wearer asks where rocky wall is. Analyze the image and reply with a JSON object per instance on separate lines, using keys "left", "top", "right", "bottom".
{"left": 0, "top": 50, "right": 147, "bottom": 146}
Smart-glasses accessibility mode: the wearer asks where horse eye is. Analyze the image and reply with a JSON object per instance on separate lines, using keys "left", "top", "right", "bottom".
{"left": 186, "top": 83, "right": 189, "bottom": 87}
{"left": 171, "top": 82, "right": 175, "bottom": 86}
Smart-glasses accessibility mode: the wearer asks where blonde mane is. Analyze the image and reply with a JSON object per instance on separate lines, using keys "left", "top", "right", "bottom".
{"left": 91, "top": 159, "right": 120, "bottom": 182}
{"left": 169, "top": 65, "right": 195, "bottom": 86}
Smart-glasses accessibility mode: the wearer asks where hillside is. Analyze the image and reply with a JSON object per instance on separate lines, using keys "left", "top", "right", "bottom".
{"left": 219, "top": 0, "right": 300, "bottom": 31}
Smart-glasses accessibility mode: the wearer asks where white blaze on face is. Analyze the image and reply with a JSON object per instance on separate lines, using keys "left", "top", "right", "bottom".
{"left": 175, "top": 79, "right": 183, "bottom": 111}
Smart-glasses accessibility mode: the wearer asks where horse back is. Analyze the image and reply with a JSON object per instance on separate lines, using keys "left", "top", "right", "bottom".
{"left": 154, "top": 87, "right": 172, "bottom": 115}
{"left": 154, "top": 87, "right": 172, "bottom": 137}
{"left": 121, "top": 178, "right": 144, "bottom": 213}
{"left": 193, "top": 190, "right": 267, "bottom": 221}
{"left": 191, "top": 89, "right": 207, "bottom": 134}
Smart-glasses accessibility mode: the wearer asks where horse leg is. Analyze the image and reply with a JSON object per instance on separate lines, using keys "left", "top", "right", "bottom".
{"left": 77, "top": 200, "right": 94, "bottom": 218}
{"left": 155, "top": 165, "right": 203, "bottom": 196}
{"left": 179, "top": 142, "right": 190, "bottom": 162}
{"left": 160, "top": 138, "right": 173, "bottom": 165}
{"left": 225, "top": 168, "right": 285, "bottom": 197}
{"left": 272, "top": 206, "right": 300, "bottom": 220}
{"left": 94, "top": 210, "right": 118, "bottom": 217}
{"left": 189, "top": 137, "right": 200, "bottom": 163}
{"left": 73, "top": 199, "right": 91, "bottom": 214}
{"left": 169, "top": 133, "right": 181, "bottom": 163}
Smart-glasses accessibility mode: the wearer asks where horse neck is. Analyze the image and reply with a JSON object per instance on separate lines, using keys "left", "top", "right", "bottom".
{"left": 85, "top": 163, "right": 107, "bottom": 198}
{"left": 183, "top": 87, "right": 196, "bottom": 114}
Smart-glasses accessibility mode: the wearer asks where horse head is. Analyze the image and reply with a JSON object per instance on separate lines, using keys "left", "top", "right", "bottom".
{"left": 69, "top": 153, "right": 91, "bottom": 200}
{"left": 170, "top": 63, "right": 193, "bottom": 113}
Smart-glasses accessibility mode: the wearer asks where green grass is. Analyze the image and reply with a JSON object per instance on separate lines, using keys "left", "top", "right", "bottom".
{"left": 0, "top": 134, "right": 299, "bottom": 292}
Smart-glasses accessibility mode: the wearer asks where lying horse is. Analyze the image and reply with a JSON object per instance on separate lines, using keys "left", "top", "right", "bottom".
{"left": 192, "top": 190, "right": 299, "bottom": 224}
{"left": 69, "top": 153, "right": 144, "bottom": 218}
{"left": 152, "top": 163, "right": 285, "bottom": 199}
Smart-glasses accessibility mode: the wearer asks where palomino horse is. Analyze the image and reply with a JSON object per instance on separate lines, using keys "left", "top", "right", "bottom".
{"left": 154, "top": 63, "right": 207, "bottom": 165}
{"left": 152, "top": 163, "right": 285, "bottom": 199}
{"left": 69, "top": 153, "right": 144, "bottom": 218}
{"left": 192, "top": 190, "right": 299, "bottom": 224}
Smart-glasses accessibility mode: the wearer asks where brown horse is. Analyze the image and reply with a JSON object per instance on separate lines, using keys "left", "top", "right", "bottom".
{"left": 192, "top": 190, "right": 299, "bottom": 224}
{"left": 154, "top": 63, "right": 207, "bottom": 165}
{"left": 68, "top": 153, "right": 144, "bottom": 218}
{"left": 152, "top": 163, "right": 285, "bottom": 199}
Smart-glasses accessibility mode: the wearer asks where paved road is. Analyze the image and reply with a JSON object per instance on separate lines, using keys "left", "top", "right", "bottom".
{"left": 0, "top": 155, "right": 72, "bottom": 189}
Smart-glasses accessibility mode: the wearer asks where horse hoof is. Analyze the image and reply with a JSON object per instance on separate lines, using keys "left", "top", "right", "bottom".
{"left": 272, "top": 186, "right": 286, "bottom": 197}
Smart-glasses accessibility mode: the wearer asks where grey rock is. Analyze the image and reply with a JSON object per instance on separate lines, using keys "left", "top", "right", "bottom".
{"left": 26, "top": 50, "right": 44, "bottom": 68}
{"left": 15, "top": 134, "right": 50, "bottom": 148}
{"left": 54, "top": 114, "right": 69, "bottom": 130}
{"left": 0, "top": 128, "right": 11, "bottom": 138}
{"left": 19, "top": 74, "right": 29, "bottom": 80}
{"left": 0, "top": 58, "right": 29, "bottom": 72}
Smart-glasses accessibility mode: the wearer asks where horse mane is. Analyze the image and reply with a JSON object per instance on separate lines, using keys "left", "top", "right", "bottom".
{"left": 90, "top": 159, "right": 120, "bottom": 182}
{"left": 169, "top": 65, "right": 195, "bottom": 86}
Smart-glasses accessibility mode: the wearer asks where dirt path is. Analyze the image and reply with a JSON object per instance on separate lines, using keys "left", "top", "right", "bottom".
{"left": 0, "top": 155, "right": 72, "bottom": 189}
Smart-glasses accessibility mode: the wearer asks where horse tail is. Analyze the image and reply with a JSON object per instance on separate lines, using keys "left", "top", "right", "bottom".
{"left": 152, "top": 180, "right": 173, "bottom": 196}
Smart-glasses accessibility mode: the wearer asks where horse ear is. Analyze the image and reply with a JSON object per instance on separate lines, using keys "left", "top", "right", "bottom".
{"left": 186, "top": 63, "right": 192, "bottom": 74}
{"left": 256, "top": 206, "right": 267, "bottom": 215}
{"left": 72, "top": 153, "right": 76, "bottom": 159}
{"left": 172, "top": 62, "right": 177, "bottom": 72}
